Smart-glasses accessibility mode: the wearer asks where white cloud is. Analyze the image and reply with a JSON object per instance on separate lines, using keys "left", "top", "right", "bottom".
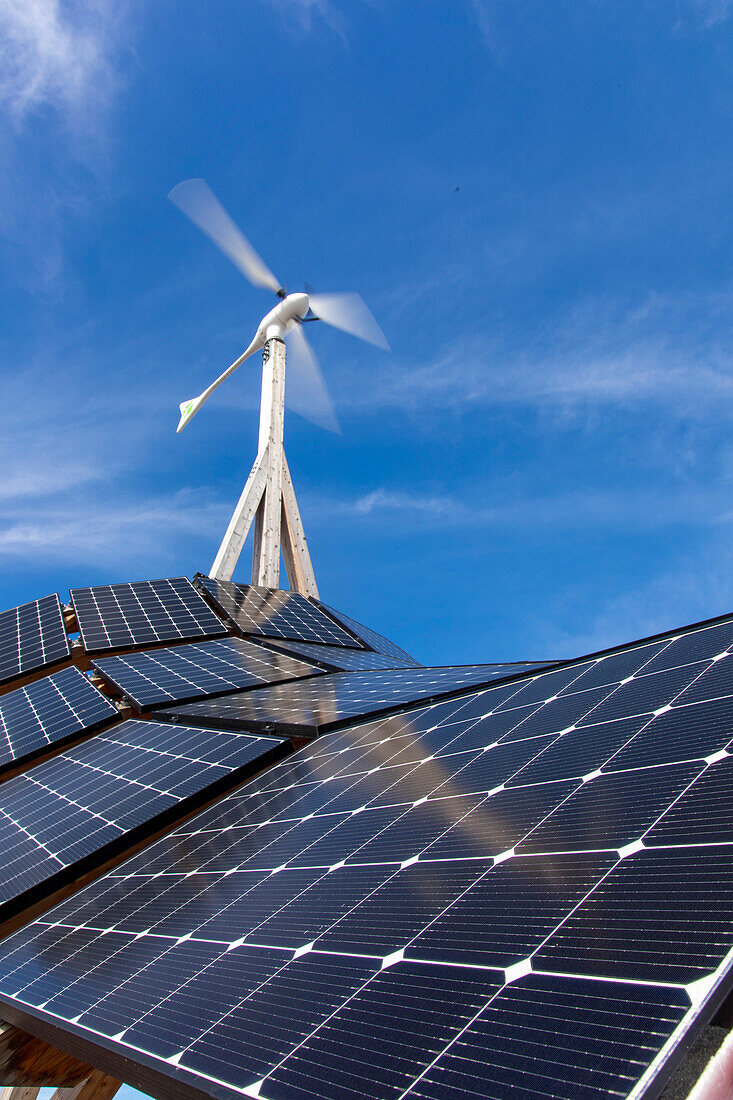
{"left": 678, "top": 0, "right": 732, "bottom": 27}
{"left": 260, "top": 0, "right": 346, "bottom": 41}
{"left": 0, "top": 488, "right": 228, "bottom": 567}
{"left": 0, "top": 0, "right": 126, "bottom": 120}
{"left": 336, "top": 289, "right": 733, "bottom": 427}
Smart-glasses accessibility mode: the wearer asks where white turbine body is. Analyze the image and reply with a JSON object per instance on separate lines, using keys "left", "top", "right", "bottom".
{"left": 176, "top": 293, "right": 310, "bottom": 433}
{"left": 169, "top": 178, "right": 388, "bottom": 593}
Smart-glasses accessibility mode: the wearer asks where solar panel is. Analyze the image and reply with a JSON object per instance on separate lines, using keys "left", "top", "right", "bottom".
{"left": 0, "top": 593, "right": 70, "bottom": 686}
{"left": 311, "top": 598, "right": 422, "bottom": 665}
{"left": 92, "top": 637, "right": 321, "bottom": 711}
{"left": 264, "top": 637, "right": 548, "bottom": 678}
{"left": 194, "top": 575, "right": 362, "bottom": 647}
{"left": 259, "top": 638, "right": 423, "bottom": 671}
{"left": 0, "top": 614, "right": 731, "bottom": 1099}
{"left": 157, "top": 663, "right": 540, "bottom": 736}
{"left": 0, "top": 719, "right": 286, "bottom": 923}
{"left": 70, "top": 578, "right": 228, "bottom": 654}
{"left": 0, "top": 665, "right": 118, "bottom": 772}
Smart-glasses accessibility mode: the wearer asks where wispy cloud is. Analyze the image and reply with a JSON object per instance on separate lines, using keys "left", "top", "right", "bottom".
{"left": 540, "top": 533, "right": 733, "bottom": 659}
{"left": 0, "top": 488, "right": 228, "bottom": 567}
{"left": 676, "top": 0, "right": 733, "bottom": 28}
{"left": 337, "top": 288, "right": 733, "bottom": 426}
{"left": 311, "top": 481, "right": 733, "bottom": 534}
{"left": 0, "top": 0, "right": 127, "bottom": 122}
{"left": 260, "top": 0, "right": 346, "bottom": 41}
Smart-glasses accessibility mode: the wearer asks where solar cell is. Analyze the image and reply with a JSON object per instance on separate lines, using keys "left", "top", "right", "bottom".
{"left": 93, "top": 636, "right": 320, "bottom": 710}
{"left": 0, "top": 719, "right": 285, "bottom": 921}
{"left": 0, "top": 665, "right": 117, "bottom": 771}
{"left": 259, "top": 638, "right": 423, "bottom": 671}
{"left": 0, "top": 593, "right": 70, "bottom": 686}
{"left": 70, "top": 578, "right": 227, "bottom": 654}
{"left": 311, "top": 598, "right": 422, "bottom": 665}
{"left": 158, "top": 664, "right": 539, "bottom": 736}
{"left": 1, "top": 613, "right": 733, "bottom": 1099}
{"left": 194, "top": 575, "right": 361, "bottom": 647}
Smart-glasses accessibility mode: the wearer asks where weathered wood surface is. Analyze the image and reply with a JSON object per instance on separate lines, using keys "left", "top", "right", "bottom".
{"left": 0, "top": 1022, "right": 94, "bottom": 1087}
{"left": 49, "top": 1068, "right": 121, "bottom": 1099}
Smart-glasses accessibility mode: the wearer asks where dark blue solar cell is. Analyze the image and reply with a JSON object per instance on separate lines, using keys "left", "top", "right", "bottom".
{"left": 160, "top": 665, "right": 527, "bottom": 736}
{"left": 0, "top": 665, "right": 117, "bottom": 770}
{"left": 71, "top": 577, "right": 227, "bottom": 653}
{"left": 93, "top": 636, "right": 319, "bottom": 709}
{"left": 195, "top": 575, "right": 360, "bottom": 647}
{"left": 0, "top": 593, "right": 70, "bottom": 686}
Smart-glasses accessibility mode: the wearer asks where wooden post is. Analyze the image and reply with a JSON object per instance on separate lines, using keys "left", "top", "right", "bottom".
{"left": 281, "top": 454, "right": 319, "bottom": 598}
{"left": 49, "top": 1069, "right": 121, "bottom": 1100}
{"left": 256, "top": 338, "right": 285, "bottom": 588}
{"left": 209, "top": 337, "right": 320, "bottom": 596}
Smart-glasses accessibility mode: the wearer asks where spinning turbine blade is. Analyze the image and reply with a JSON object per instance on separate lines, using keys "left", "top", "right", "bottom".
{"left": 286, "top": 324, "right": 341, "bottom": 434}
{"left": 308, "top": 292, "right": 390, "bottom": 350}
{"left": 168, "top": 179, "right": 281, "bottom": 294}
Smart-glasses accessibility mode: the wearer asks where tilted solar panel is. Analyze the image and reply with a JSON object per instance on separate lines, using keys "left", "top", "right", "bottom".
{"left": 92, "top": 637, "right": 321, "bottom": 711}
{"left": 260, "top": 638, "right": 424, "bottom": 671}
{"left": 0, "top": 665, "right": 118, "bottom": 772}
{"left": 157, "top": 663, "right": 541, "bottom": 736}
{"left": 194, "top": 575, "right": 362, "bottom": 648}
{"left": 312, "top": 598, "right": 422, "bottom": 665}
{"left": 0, "top": 593, "right": 70, "bottom": 686}
{"left": 1, "top": 615, "right": 732, "bottom": 1098}
{"left": 70, "top": 578, "right": 228, "bottom": 654}
{"left": 0, "top": 719, "right": 286, "bottom": 923}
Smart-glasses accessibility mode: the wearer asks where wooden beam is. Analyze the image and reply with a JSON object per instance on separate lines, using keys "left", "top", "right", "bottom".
{"left": 0, "top": 1021, "right": 94, "bottom": 1087}
{"left": 49, "top": 1068, "right": 121, "bottom": 1100}
{"left": 0, "top": 1088, "right": 40, "bottom": 1099}
{"left": 210, "top": 445, "right": 269, "bottom": 581}
{"left": 257, "top": 338, "right": 285, "bottom": 588}
{"left": 281, "top": 454, "right": 319, "bottom": 598}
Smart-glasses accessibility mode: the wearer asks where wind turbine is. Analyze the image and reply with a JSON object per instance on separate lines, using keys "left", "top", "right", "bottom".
{"left": 168, "top": 178, "right": 388, "bottom": 597}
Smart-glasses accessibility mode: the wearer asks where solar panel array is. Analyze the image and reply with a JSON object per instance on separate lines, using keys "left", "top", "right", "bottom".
{"left": 314, "top": 599, "right": 422, "bottom": 665}
{"left": 93, "top": 637, "right": 321, "bottom": 711}
{"left": 0, "top": 665, "right": 118, "bottom": 771}
{"left": 1, "top": 615, "right": 732, "bottom": 1098}
{"left": 195, "top": 576, "right": 363, "bottom": 648}
{"left": 260, "top": 638, "right": 423, "bottom": 671}
{"left": 158, "top": 663, "right": 529, "bottom": 736}
{"left": 70, "top": 578, "right": 227, "bottom": 654}
{"left": 0, "top": 719, "right": 286, "bottom": 918}
{"left": 0, "top": 593, "right": 70, "bottom": 686}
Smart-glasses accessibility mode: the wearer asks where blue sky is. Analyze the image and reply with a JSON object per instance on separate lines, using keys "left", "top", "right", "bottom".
{"left": 2, "top": 0, "right": 733, "bottom": 683}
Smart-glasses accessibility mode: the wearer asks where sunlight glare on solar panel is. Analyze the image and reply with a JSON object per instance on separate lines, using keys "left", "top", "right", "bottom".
{"left": 0, "top": 614, "right": 732, "bottom": 1099}
{"left": 93, "top": 636, "right": 320, "bottom": 710}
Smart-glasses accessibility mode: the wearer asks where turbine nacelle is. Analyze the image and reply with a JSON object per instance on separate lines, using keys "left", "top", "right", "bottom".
{"left": 258, "top": 292, "right": 310, "bottom": 343}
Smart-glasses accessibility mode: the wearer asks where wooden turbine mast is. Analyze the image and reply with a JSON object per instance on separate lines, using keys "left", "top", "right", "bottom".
{"left": 168, "top": 178, "right": 388, "bottom": 595}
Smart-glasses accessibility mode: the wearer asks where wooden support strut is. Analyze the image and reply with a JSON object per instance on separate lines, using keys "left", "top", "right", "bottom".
{"left": 209, "top": 338, "right": 319, "bottom": 597}
{"left": 0, "top": 1021, "right": 120, "bottom": 1098}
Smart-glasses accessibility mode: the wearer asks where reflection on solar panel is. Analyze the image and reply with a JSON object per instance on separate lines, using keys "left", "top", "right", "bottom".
{"left": 0, "top": 719, "right": 285, "bottom": 921}
{"left": 261, "top": 638, "right": 423, "bottom": 671}
{"left": 158, "top": 664, "right": 535, "bottom": 736}
{"left": 1, "top": 615, "right": 732, "bottom": 1098}
{"left": 0, "top": 593, "right": 70, "bottom": 686}
{"left": 0, "top": 665, "right": 117, "bottom": 772}
{"left": 313, "top": 599, "right": 422, "bottom": 665}
{"left": 93, "top": 637, "right": 320, "bottom": 711}
{"left": 70, "top": 578, "right": 227, "bottom": 654}
{"left": 195, "top": 575, "right": 362, "bottom": 647}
